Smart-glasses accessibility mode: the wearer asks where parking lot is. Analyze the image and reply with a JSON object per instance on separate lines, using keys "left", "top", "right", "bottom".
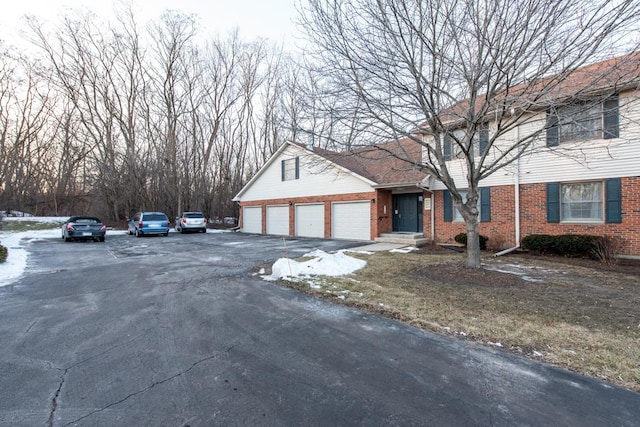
{"left": 1, "top": 232, "right": 639, "bottom": 426}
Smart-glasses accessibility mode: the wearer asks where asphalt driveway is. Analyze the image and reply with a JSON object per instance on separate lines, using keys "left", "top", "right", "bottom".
{"left": 0, "top": 231, "right": 639, "bottom": 426}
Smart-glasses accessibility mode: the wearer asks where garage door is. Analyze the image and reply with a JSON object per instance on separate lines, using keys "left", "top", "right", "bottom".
{"left": 266, "top": 205, "right": 290, "bottom": 236}
{"left": 332, "top": 201, "right": 371, "bottom": 241}
{"left": 242, "top": 206, "right": 262, "bottom": 234}
{"left": 295, "top": 203, "right": 325, "bottom": 238}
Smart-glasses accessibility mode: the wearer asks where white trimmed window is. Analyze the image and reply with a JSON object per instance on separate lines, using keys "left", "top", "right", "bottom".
{"left": 560, "top": 181, "right": 603, "bottom": 222}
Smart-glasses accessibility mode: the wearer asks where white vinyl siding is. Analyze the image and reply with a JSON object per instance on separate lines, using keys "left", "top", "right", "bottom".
{"left": 428, "top": 91, "right": 640, "bottom": 190}
{"left": 332, "top": 201, "right": 371, "bottom": 241}
{"left": 295, "top": 204, "right": 325, "bottom": 238}
{"left": 238, "top": 145, "right": 375, "bottom": 202}
{"left": 266, "top": 205, "right": 289, "bottom": 236}
{"left": 242, "top": 207, "right": 262, "bottom": 234}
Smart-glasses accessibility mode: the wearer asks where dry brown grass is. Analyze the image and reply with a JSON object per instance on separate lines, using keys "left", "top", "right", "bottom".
{"left": 269, "top": 250, "right": 640, "bottom": 392}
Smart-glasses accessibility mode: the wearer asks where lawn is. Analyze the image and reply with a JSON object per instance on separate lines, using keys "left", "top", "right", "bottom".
{"left": 268, "top": 247, "right": 640, "bottom": 392}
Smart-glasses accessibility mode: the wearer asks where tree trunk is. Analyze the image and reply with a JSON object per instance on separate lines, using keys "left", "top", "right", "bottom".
{"left": 465, "top": 218, "right": 481, "bottom": 269}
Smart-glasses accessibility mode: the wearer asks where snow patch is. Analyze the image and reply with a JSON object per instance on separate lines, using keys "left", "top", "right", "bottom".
{"left": 262, "top": 250, "right": 366, "bottom": 281}
{"left": 390, "top": 246, "right": 418, "bottom": 254}
{"left": 0, "top": 227, "right": 61, "bottom": 286}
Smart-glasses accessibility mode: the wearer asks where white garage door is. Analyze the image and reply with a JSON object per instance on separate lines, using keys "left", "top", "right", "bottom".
{"left": 242, "top": 206, "right": 262, "bottom": 234}
{"left": 295, "top": 204, "right": 325, "bottom": 238}
{"left": 332, "top": 201, "right": 371, "bottom": 241}
{"left": 266, "top": 205, "right": 290, "bottom": 236}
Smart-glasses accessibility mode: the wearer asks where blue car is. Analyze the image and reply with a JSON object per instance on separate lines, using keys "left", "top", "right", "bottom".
{"left": 128, "top": 212, "right": 171, "bottom": 237}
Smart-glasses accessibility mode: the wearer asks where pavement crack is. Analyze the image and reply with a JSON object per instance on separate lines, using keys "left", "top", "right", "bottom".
{"left": 48, "top": 368, "right": 68, "bottom": 427}
{"left": 63, "top": 345, "right": 236, "bottom": 426}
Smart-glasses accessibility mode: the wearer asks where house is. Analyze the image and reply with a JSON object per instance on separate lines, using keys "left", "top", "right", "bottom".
{"left": 234, "top": 53, "right": 640, "bottom": 258}
{"left": 232, "top": 139, "right": 431, "bottom": 243}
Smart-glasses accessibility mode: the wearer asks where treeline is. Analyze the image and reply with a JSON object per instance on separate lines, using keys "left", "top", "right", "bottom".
{"left": 0, "top": 7, "right": 305, "bottom": 222}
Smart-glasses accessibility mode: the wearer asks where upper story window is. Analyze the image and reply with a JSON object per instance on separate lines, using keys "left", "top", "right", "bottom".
{"left": 281, "top": 157, "right": 299, "bottom": 181}
{"left": 546, "top": 95, "right": 619, "bottom": 146}
{"left": 443, "top": 124, "right": 489, "bottom": 161}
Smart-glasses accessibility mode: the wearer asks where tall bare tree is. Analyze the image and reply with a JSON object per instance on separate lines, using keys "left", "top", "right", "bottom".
{"left": 299, "top": 0, "right": 640, "bottom": 267}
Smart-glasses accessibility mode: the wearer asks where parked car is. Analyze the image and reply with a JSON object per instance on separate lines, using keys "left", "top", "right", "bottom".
{"left": 174, "top": 212, "right": 207, "bottom": 233}
{"left": 128, "top": 212, "right": 171, "bottom": 237}
{"left": 62, "top": 216, "right": 107, "bottom": 242}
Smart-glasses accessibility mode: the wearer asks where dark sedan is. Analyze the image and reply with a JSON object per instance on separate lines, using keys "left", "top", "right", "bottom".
{"left": 61, "top": 216, "right": 107, "bottom": 242}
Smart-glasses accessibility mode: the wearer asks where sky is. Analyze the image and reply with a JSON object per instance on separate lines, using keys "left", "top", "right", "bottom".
{"left": 0, "top": 0, "right": 301, "bottom": 46}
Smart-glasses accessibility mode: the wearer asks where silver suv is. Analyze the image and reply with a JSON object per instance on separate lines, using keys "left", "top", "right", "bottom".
{"left": 174, "top": 212, "right": 207, "bottom": 233}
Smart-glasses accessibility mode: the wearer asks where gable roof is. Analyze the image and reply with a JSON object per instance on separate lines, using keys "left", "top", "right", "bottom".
{"left": 233, "top": 138, "right": 429, "bottom": 201}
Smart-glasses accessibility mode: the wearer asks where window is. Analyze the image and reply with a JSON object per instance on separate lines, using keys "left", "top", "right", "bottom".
{"left": 453, "top": 190, "right": 471, "bottom": 222}
{"left": 546, "top": 179, "right": 622, "bottom": 223}
{"left": 561, "top": 182, "right": 603, "bottom": 222}
{"left": 443, "top": 125, "right": 489, "bottom": 161}
{"left": 475, "top": 124, "right": 489, "bottom": 157}
{"left": 546, "top": 95, "right": 619, "bottom": 146}
{"left": 281, "top": 157, "right": 299, "bottom": 181}
{"left": 443, "top": 188, "right": 491, "bottom": 222}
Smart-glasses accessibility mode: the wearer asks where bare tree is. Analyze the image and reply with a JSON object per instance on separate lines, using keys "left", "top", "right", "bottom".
{"left": 299, "top": 0, "right": 640, "bottom": 267}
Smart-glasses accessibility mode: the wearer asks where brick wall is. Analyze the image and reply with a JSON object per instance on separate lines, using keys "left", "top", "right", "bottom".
{"left": 238, "top": 191, "right": 377, "bottom": 238}
{"left": 432, "top": 177, "right": 640, "bottom": 256}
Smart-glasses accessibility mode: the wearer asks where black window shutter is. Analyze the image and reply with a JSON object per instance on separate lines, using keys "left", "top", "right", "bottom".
{"left": 480, "top": 187, "right": 491, "bottom": 222}
{"left": 547, "top": 182, "right": 560, "bottom": 223}
{"left": 295, "top": 157, "right": 300, "bottom": 179}
{"left": 281, "top": 160, "right": 285, "bottom": 181}
{"left": 443, "top": 133, "right": 452, "bottom": 161}
{"left": 605, "top": 178, "right": 622, "bottom": 223}
{"left": 603, "top": 95, "right": 619, "bottom": 139}
{"left": 546, "top": 111, "right": 559, "bottom": 147}
{"left": 443, "top": 190, "right": 452, "bottom": 222}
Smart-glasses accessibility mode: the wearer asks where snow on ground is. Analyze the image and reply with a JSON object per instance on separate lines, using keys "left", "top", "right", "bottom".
{"left": 0, "top": 226, "right": 61, "bottom": 286}
{"left": 262, "top": 249, "right": 367, "bottom": 281}
{"left": 484, "top": 263, "right": 565, "bottom": 282}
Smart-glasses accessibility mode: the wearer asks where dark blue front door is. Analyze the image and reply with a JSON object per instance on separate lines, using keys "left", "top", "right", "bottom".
{"left": 393, "top": 194, "right": 423, "bottom": 232}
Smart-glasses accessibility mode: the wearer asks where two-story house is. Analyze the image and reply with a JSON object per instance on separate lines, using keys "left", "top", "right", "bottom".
{"left": 233, "top": 53, "right": 640, "bottom": 258}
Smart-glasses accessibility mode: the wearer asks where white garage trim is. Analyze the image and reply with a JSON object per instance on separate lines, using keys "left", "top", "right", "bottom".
{"left": 266, "top": 205, "right": 290, "bottom": 236}
{"left": 295, "top": 203, "right": 325, "bottom": 238}
{"left": 331, "top": 201, "right": 371, "bottom": 241}
{"left": 242, "top": 206, "right": 262, "bottom": 234}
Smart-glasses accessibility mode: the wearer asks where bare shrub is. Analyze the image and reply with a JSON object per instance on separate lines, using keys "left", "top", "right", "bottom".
{"left": 592, "top": 236, "right": 623, "bottom": 265}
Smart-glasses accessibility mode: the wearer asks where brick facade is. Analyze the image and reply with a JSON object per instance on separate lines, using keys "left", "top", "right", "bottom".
{"left": 239, "top": 191, "right": 377, "bottom": 239}
{"left": 431, "top": 177, "right": 640, "bottom": 256}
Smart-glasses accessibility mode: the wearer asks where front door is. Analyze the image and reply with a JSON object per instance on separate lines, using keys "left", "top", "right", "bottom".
{"left": 393, "top": 194, "right": 423, "bottom": 232}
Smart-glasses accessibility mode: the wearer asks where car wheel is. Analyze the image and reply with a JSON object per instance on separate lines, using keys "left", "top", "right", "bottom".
{"left": 99, "top": 237, "right": 105, "bottom": 242}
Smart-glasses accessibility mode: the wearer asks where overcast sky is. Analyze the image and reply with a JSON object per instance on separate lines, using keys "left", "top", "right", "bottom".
{"left": 0, "top": 0, "right": 300, "bottom": 45}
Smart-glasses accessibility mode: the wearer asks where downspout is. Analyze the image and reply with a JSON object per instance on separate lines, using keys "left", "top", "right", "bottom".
{"left": 494, "top": 120, "right": 521, "bottom": 257}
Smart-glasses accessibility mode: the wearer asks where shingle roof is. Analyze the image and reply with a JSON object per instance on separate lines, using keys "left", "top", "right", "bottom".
{"left": 437, "top": 51, "right": 640, "bottom": 125}
{"left": 297, "top": 138, "right": 428, "bottom": 186}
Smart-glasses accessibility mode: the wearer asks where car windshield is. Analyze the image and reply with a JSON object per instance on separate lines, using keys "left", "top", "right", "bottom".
{"left": 144, "top": 214, "right": 167, "bottom": 221}
{"left": 185, "top": 213, "right": 204, "bottom": 218}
